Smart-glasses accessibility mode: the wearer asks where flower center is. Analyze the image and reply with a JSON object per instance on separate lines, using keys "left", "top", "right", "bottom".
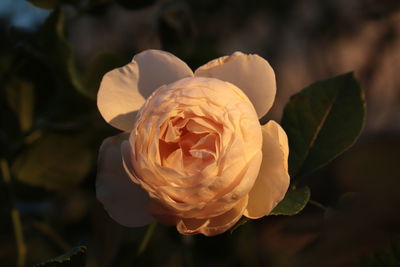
{"left": 158, "top": 114, "right": 222, "bottom": 173}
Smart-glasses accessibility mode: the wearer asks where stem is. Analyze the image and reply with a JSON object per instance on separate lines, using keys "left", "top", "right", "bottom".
{"left": 136, "top": 222, "right": 157, "bottom": 256}
{"left": 182, "top": 235, "right": 194, "bottom": 267}
{"left": 11, "top": 210, "right": 26, "bottom": 267}
{"left": 1, "top": 159, "right": 26, "bottom": 267}
{"left": 308, "top": 199, "right": 328, "bottom": 211}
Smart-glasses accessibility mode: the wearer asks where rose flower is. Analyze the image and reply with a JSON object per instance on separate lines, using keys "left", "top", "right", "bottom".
{"left": 96, "top": 50, "right": 289, "bottom": 236}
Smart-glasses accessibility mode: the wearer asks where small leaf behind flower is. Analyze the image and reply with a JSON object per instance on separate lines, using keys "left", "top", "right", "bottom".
{"left": 270, "top": 186, "right": 311, "bottom": 216}
{"left": 230, "top": 187, "right": 310, "bottom": 233}
{"left": 34, "top": 245, "right": 86, "bottom": 267}
{"left": 281, "top": 73, "right": 366, "bottom": 177}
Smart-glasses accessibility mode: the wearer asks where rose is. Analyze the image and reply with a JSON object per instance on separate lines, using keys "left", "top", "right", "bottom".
{"left": 96, "top": 50, "right": 289, "bottom": 236}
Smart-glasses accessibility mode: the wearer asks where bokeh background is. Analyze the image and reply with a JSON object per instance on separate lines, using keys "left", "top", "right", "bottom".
{"left": 1, "top": 0, "right": 400, "bottom": 266}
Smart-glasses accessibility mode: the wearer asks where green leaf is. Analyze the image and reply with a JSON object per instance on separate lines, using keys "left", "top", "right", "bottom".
{"left": 28, "top": 0, "right": 59, "bottom": 9}
{"left": 34, "top": 246, "right": 87, "bottom": 267}
{"left": 230, "top": 186, "right": 310, "bottom": 232}
{"left": 281, "top": 73, "right": 366, "bottom": 177}
{"left": 270, "top": 186, "right": 311, "bottom": 215}
{"left": 12, "top": 133, "right": 93, "bottom": 191}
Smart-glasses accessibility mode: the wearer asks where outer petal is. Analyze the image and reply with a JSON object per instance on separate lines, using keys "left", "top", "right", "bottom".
{"left": 194, "top": 52, "right": 276, "bottom": 118}
{"left": 96, "top": 133, "right": 154, "bottom": 227}
{"left": 97, "top": 49, "right": 193, "bottom": 131}
{"left": 176, "top": 195, "right": 248, "bottom": 236}
{"left": 243, "top": 120, "right": 290, "bottom": 219}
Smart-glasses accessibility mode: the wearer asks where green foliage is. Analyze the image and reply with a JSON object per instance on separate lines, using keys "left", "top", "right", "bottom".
{"left": 231, "top": 186, "right": 310, "bottom": 232}
{"left": 12, "top": 133, "right": 93, "bottom": 191}
{"left": 270, "top": 186, "right": 311, "bottom": 216}
{"left": 357, "top": 239, "right": 400, "bottom": 267}
{"left": 34, "top": 246, "right": 87, "bottom": 267}
{"left": 281, "top": 73, "right": 366, "bottom": 177}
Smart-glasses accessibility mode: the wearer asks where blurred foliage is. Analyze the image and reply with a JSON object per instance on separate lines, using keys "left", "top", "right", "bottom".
{"left": 12, "top": 133, "right": 93, "bottom": 191}
{"left": 5, "top": 78, "right": 34, "bottom": 132}
{"left": 357, "top": 238, "right": 400, "bottom": 267}
{"left": 34, "top": 246, "right": 87, "bottom": 267}
{"left": 82, "top": 53, "right": 126, "bottom": 99}
{"left": 36, "top": 9, "right": 84, "bottom": 97}
{"left": 0, "top": 0, "right": 399, "bottom": 266}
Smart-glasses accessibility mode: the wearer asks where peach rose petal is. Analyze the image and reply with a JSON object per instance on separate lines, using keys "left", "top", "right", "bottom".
{"left": 97, "top": 50, "right": 193, "bottom": 132}
{"left": 243, "top": 120, "right": 290, "bottom": 219}
{"left": 176, "top": 195, "right": 248, "bottom": 236}
{"left": 194, "top": 52, "right": 276, "bottom": 119}
{"left": 96, "top": 133, "right": 154, "bottom": 227}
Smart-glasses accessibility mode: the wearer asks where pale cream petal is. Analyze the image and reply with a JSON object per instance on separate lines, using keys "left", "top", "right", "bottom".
{"left": 97, "top": 61, "right": 144, "bottom": 132}
{"left": 96, "top": 133, "right": 154, "bottom": 227}
{"left": 194, "top": 52, "right": 276, "bottom": 118}
{"left": 133, "top": 50, "right": 194, "bottom": 99}
{"left": 97, "top": 50, "right": 193, "bottom": 131}
{"left": 243, "top": 121, "right": 290, "bottom": 219}
{"left": 176, "top": 195, "right": 248, "bottom": 236}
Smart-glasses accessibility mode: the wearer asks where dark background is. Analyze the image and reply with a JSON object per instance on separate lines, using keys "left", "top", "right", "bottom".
{"left": 1, "top": 0, "right": 400, "bottom": 266}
